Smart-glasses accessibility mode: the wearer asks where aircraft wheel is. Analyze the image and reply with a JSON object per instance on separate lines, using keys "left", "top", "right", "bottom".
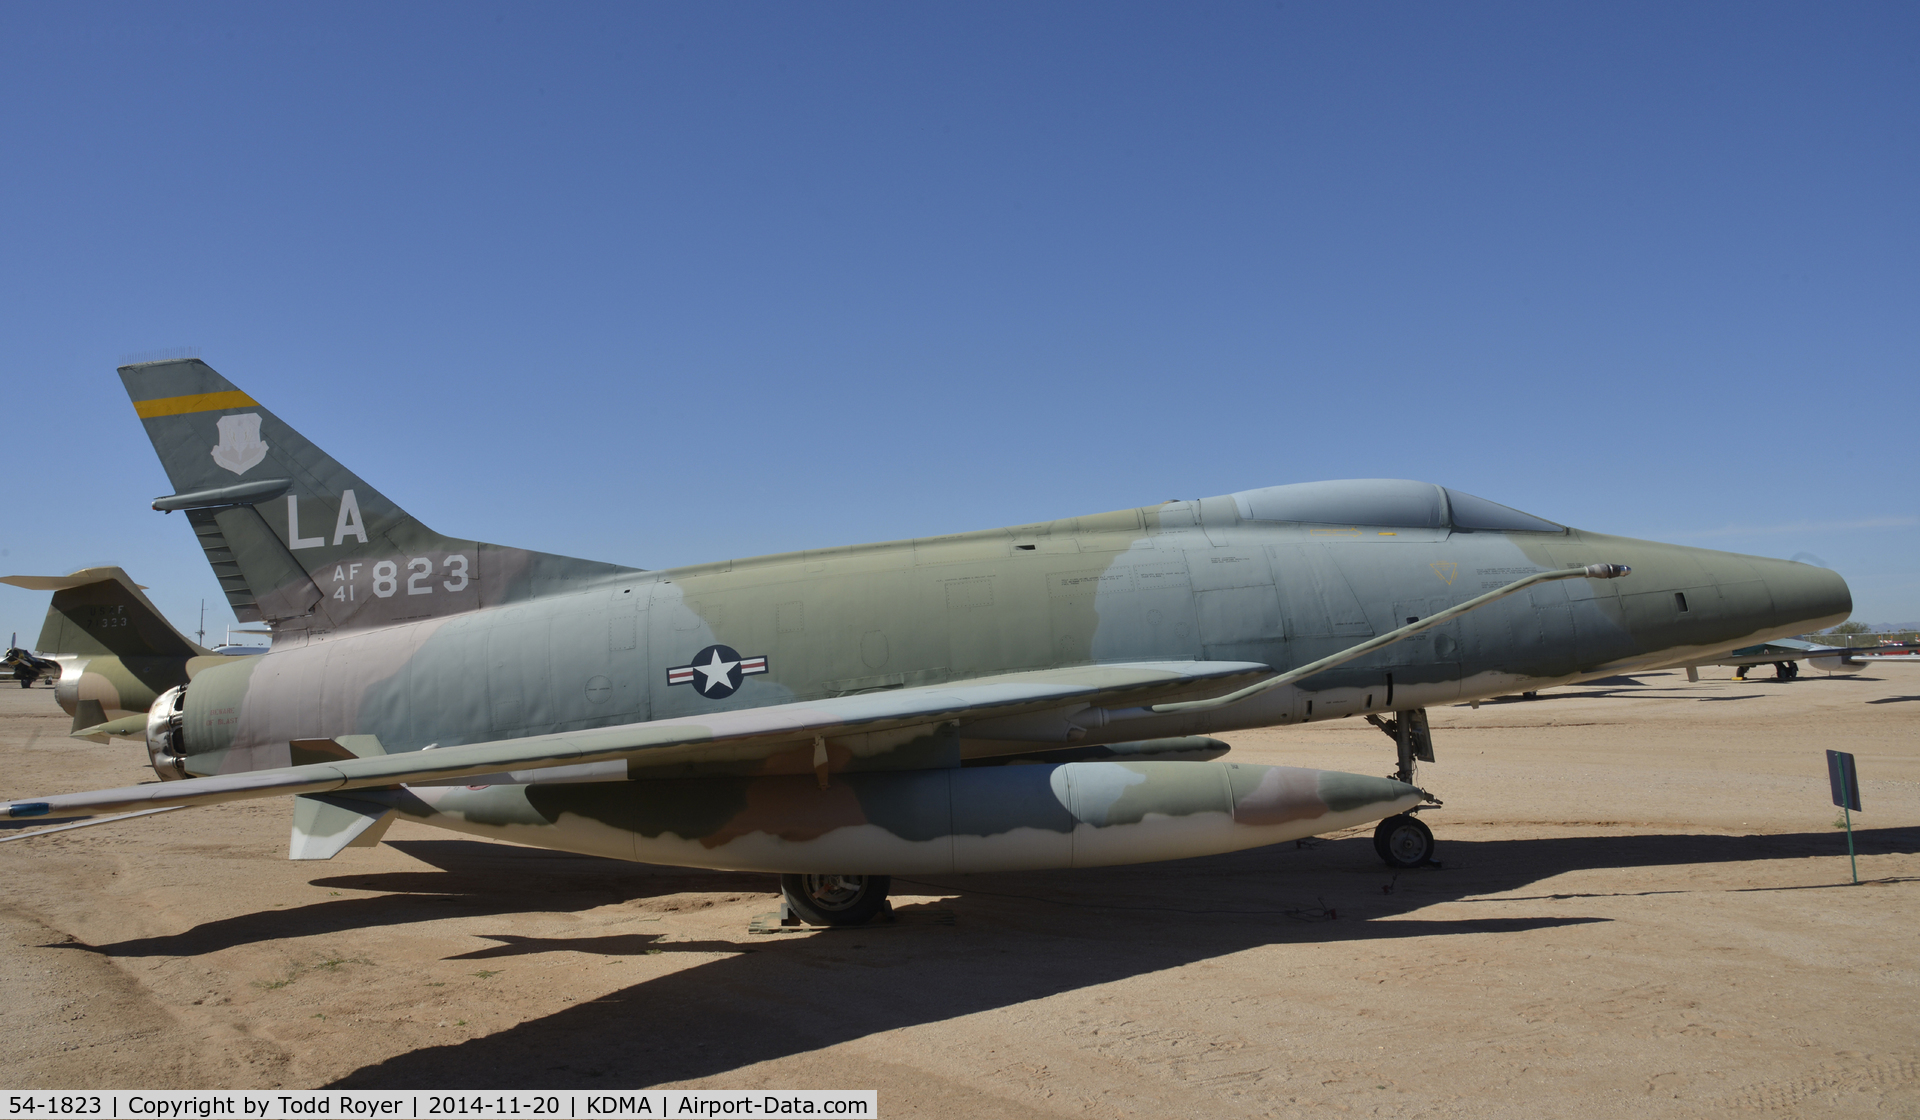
{"left": 780, "top": 873, "right": 891, "bottom": 926}
{"left": 1373, "top": 814, "right": 1435, "bottom": 869}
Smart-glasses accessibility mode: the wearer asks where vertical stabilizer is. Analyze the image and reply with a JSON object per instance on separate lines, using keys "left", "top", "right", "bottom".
{"left": 0, "top": 567, "right": 209, "bottom": 659}
{"left": 120, "top": 359, "right": 638, "bottom": 636}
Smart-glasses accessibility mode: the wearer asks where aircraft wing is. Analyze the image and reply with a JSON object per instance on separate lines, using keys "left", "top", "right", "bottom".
{"left": 3, "top": 660, "right": 1269, "bottom": 824}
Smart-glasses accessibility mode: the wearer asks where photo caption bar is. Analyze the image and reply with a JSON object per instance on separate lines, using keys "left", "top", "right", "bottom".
{"left": 1, "top": 1092, "right": 876, "bottom": 1120}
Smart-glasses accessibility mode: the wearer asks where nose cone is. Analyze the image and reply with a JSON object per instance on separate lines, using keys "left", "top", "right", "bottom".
{"left": 1750, "top": 556, "right": 1853, "bottom": 632}
{"left": 1559, "top": 532, "right": 1856, "bottom": 665}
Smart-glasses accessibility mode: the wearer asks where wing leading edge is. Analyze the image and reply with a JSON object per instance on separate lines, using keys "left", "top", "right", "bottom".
{"left": 3, "top": 660, "right": 1270, "bottom": 824}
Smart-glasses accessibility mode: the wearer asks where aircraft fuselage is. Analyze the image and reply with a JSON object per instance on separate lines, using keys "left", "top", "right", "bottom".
{"left": 165, "top": 494, "right": 1850, "bottom": 778}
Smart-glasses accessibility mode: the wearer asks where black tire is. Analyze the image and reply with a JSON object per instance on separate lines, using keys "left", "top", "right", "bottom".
{"left": 780, "top": 873, "right": 891, "bottom": 927}
{"left": 1373, "top": 814, "right": 1435, "bottom": 869}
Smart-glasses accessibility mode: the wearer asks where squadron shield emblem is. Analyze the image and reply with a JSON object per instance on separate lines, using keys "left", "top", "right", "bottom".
{"left": 211, "top": 413, "right": 269, "bottom": 475}
{"left": 666, "top": 644, "right": 768, "bottom": 699}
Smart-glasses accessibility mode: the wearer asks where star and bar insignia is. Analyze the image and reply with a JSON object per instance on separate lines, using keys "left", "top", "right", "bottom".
{"left": 666, "top": 644, "right": 769, "bottom": 699}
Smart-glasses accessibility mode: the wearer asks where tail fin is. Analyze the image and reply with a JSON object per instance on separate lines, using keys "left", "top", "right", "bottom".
{"left": 119, "top": 359, "right": 638, "bottom": 636}
{"left": 0, "top": 567, "right": 209, "bottom": 659}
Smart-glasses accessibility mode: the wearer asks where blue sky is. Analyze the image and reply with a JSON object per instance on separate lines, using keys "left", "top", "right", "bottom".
{"left": 3, "top": 2, "right": 1916, "bottom": 648}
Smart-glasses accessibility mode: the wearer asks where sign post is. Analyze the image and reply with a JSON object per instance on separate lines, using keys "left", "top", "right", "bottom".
{"left": 1826, "top": 749, "right": 1862, "bottom": 885}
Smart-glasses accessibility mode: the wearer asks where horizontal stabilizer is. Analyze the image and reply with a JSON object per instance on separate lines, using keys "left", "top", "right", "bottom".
{"left": 71, "top": 714, "right": 151, "bottom": 741}
{"left": 0, "top": 573, "right": 148, "bottom": 592}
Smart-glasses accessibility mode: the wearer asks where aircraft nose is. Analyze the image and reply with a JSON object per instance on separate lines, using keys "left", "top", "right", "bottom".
{"left": 1575, "top": 533, "right": 1855, "bottom": 660}
{"left": 1752, "top": 556, "right": 1853, "bottom": 631}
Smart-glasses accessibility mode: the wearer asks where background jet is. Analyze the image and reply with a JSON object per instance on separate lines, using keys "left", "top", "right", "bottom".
{"left": 2, "top": 636, "right": 58, "bottom": 688}
{"left": 1, "top": 359, "right": 1854, "bottom": 925}
{"left": 0, "top": 568, "right": 233, "bottom": 741}
{"left": 1713, "top": 636, "right": 1920, "bottom": 680}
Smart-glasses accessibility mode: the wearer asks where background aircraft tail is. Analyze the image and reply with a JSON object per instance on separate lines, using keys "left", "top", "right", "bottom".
{"left": 119, "top": 359, "right": 638, "bottom": 637}
{"left": 0, "top": 567, "right": 208, "bottom": 660}
{"left": 0, "top": 567, "right": 212, "bottom": 740}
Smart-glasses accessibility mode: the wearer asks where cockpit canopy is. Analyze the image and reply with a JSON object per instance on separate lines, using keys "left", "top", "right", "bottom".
{"left": 1229, "top": 479, "right": 1564, "bottom": 533}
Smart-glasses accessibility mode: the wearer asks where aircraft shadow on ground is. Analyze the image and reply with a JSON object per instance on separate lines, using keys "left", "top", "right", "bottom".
{"left": 259, "top": 824, "right": 1919, "bottom": 1088}
{"left": 59, "top": 842, "right": 782, "bottom": 960}
{"left": 1475, "top": 678, "right": 1750, "bottom": 705}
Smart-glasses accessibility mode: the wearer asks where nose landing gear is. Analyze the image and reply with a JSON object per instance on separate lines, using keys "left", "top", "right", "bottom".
{"left": 1364, "top": 708, "right": 1433, "bottom": 785}
{"left": 1363, "top": 709, "right": 1441, "bottom": 867}
{"left": 1373, "top": 813, "right": 1436, "bottom": 869}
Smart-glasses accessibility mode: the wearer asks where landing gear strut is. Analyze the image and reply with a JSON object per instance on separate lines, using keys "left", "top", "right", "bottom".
{"left": 1364, "top": 709, "right": 1440, "bottom": 868}
{"left": 779, "top": 873, "right": 891, "bottom": 927}
{"left": 1365, "top": 708, "right": 1433, "bottom": 784}
{"left": 1773, "top": 661, "right": 1799, "bottom": 681}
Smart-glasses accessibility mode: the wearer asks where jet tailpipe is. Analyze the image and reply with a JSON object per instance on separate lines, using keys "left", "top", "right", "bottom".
{"left": 386, "top": 761, "right": 1425, "bottom": 875}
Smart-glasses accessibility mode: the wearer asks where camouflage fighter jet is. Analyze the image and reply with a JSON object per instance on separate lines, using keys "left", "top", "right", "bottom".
{"left": 0, "top": 360, "right": 1852, "bottom": 925}
{"left": 0, "top": 569, "right": 235, "bottom": 741}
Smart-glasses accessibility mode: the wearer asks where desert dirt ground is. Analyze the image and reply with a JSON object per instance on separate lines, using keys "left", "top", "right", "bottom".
{"left": 1, "top": 666, "right": 1916, "bottom": 1117}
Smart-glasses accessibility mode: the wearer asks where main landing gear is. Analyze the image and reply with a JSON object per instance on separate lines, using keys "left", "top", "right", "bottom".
{"left": 1364, "top": 708, "right": 1440, "bottom": 868}
{"left": 779, "top": 873, "right": 892, "bottom": 927}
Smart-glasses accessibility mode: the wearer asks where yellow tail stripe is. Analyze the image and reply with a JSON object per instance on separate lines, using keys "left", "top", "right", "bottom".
{"left": 133, "top": 390, "right": 259, "bottom": 418}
